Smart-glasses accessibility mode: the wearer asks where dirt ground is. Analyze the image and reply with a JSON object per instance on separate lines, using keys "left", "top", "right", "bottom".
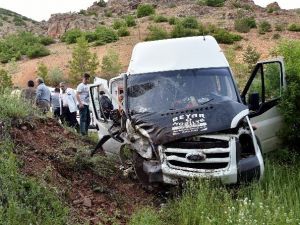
{"left": 10, "top": 118, "right": 159, "bottom": 224}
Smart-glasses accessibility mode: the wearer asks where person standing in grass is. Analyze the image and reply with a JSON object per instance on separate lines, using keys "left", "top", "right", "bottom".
{"left": 60, "top": 81, "right": 79, "bottom": 131}
{"left": 51, "top": 87, "right": 61, "bottom": 120}
{"left": 21, "top": 80, "right": 36, "bottom": 105}
{"left": 76, "top": 73, "right": 91, "bottom": 135}
{"left": 35, "top": 77, "right": 51, "bottom": 114}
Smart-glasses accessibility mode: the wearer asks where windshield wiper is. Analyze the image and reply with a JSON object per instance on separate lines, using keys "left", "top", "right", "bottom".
{"left": 200, "top": 98, "right": 214, "bottom": 105}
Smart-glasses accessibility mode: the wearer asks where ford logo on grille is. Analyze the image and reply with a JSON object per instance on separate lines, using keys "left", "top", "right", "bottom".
{"left": 186, "top": 152, "right": 206, "bottom": 161}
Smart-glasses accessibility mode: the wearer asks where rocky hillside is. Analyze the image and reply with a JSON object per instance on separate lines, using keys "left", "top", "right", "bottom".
{"left": 0, "top": 8, "right": 45, "bottom": 37}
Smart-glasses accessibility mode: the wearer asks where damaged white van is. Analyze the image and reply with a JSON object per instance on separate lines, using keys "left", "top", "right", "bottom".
{"left": 89, "top": 36, "right": 285, "bottom": 185}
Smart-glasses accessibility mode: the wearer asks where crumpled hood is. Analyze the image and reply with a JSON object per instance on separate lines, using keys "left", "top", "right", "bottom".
{"left": 130, "top": 100, "right": 248, "bottom": 145}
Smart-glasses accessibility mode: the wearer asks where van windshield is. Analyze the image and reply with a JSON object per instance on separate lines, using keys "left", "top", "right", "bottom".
{"left": 127, "top": 68, "right": 239, "bottom": 114}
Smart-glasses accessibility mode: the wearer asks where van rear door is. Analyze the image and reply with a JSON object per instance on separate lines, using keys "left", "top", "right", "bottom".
{"left": 241, "top": 58, "right": 286, "bottom": 153}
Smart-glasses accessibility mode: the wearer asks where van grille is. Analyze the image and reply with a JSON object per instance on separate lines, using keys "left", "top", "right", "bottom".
{"left": 163, "top": 137, "right": 230, "bottom": 171}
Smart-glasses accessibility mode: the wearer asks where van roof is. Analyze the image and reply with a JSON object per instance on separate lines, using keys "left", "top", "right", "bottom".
{"left": 127, "top": 36, "right": 229, "bottom": 75}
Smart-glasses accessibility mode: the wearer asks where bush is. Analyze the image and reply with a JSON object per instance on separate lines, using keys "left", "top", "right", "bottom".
{"left": 137, "top": 4, "right": 155, "bottom": 18}
{"left": 84, "top": 31, "right": 98, "bottom": 43}
{"left": 213, "top": 29, "right": 242, "bottom": 44}
{"left": 287, "top": 23, "right": 300, "bottom": 32}
{"left": 97, "top": 0, "right": 107, "bottom": 7}
{"left": 117, "top": 26, "right": 130, "bottom": 37}
{"left": 145, "top": 25, "right": 169, "bottom": 41}
{"left": 101, "top": 49, "right": 122, "bottom": 78}
{"left": 61, "top": 29, "right": 83, "bottom": 44}
{"left": 48, "top": 67, "right": 64, "bottom": 87}
{"left": 0, "top": 68, "right": 12, "bottom": 91}
{"left": 124, "top": 15, "right": 136, "bottom": 27}
{"left": 275, "top": 23, "right": 286, "bottom": 31}
{"left": 171, "top": 23, "right": 199, "bottom": 38}
{"left": 153, "top": 15, "right": 168, "bottom": 23}
{"left": 112, "top": 19, "right": 127, "bottom": 30}
{"left": 181, "top": 16, "right": 199, "bottom": 29}
{"left": 258, "top": 20, "right": 272, "bottom": 34}
{"left": 39, "top": 36, "right": 55, "bottom": 45}
{"left": 13, "top": 16, "right": 26, "bottom": 26}
{"left": 272, "top": 33, "right": 281, "bottom": 40}
{"left": 37, "top": 62, "right": 48, "bottom": 83}
{"left": 94, "top": 26, "right": 119, "bottom": 44}
{"left": 276, "top": 40, "right": 300, "bottom": 151}
{"left": 26, "top": 44, "right": 50, "bottom": 59}
{"left": 205, "top": 0, "right": 226, "bottom": 7}
{"left": 168, "top": 16, "right": 179, "bottom": 25}
{"left": 243, "top": 46, "right": 260, "bottom": 72}
{"left": 234, "top": 17, "right": 256, "bottom": 33}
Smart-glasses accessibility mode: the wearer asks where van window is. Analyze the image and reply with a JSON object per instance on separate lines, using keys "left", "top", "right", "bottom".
{"left": 127, "top": 68, "right": 238, "bottom": 114}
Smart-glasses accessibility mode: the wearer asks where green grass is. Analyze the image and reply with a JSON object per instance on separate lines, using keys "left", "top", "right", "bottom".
{"left": 0, "top": 92, "right": 68, "bottom": 224}
{"left": 130, "top": 152, "right": 300, "bottom": 225}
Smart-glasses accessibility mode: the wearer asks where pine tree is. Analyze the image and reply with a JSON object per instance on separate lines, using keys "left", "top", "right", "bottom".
{"left": 243, "top": 46, "right": 261, "bottom": 72}
{"left": 69, "top": 37, "right": 99, "bottom": 85}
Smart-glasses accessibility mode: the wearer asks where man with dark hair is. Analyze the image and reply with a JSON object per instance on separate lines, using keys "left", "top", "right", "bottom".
{"left": 60, "top": 82, "right": 79, "bottom": 130}
{"left": 35, "top": 77, "right": 51, "bottom": 113}
{"left": 51, "top": 87, "right": 61, "bottom": 120}
{"left": 76, "top": 73, "right": 91, "bottom": 135}
{"left": 21, "top": 80, "right": 36, "bottom": 104}
{"left": 99, "top": 90, "right": 113, "bottom": 119}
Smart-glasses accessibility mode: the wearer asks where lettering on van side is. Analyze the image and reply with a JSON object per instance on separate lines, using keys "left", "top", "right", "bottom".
{"left": 172, "top": 113, "right": 208, "bottom": 136}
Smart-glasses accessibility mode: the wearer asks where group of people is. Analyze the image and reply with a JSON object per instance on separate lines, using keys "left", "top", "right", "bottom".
{"left": 21, "top": 73, "right": 91, "bottom": 136}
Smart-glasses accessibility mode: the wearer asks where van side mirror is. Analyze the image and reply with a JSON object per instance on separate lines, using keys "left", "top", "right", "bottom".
{"left": 248, "top": 92, "right": 260, "bottom": 111}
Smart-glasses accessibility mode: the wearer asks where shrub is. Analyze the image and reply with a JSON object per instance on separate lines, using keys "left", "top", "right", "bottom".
{"left": 124, "top": 15, "right": 136, "bottom": 27}
{"left": 97, "top": 0, "right": 107, "bottom": 7}
{"left": 137, "top": 4, "right": 155, "bottom": 18}
{"left": 213, "top": 29, "right": 242, "bottom": 44}
{"left": 276, "top": 40, "right": 300, "bottom": 151}
{"left": 275, "top": 23, "right": 286, "bottom": 31}
{"left": 145, "top": 25, "right": 169, "bottom": 41}
{"left": 39, "top": 36, "right": 55, "bottom": 45}
{"left": 171, "top": 23, "right": 199, "bottom": 38}
{"left": 84, "top": 31, "right": 98, "bottom": 43}
{"left": 94, "top": 26, "right": 119, "bottom": 44}
{"left": 205, "top": 0, "right": 226, "bottom": 7}
{"left": 287, "top": 23, "right": 300, "bottom": 32}
{"left": 0, "top": 68, "right": 12, "bottom": 91}
{"left": 168, "top": 16, "right": 179, "bottom": 25}
{"left": 181, "top": 16, "right": 199, "bottom": 29}
{"left": 153, "top": 15, "right": 168, "bottom": 23}
{"left": 113, "top": 19, "right": 127, "bottom": 30}
{"left": 117, "top": 26, "right": 130, "bottom": 37}
{"left": 258, "top": 20, "right": 272, "bottom": 34}
{"left": 272, "top": 33, "right": 281, "bottom": 40}
{"left": 61, "top": 29, "right": 83, "bottom": 44}
{"left": 26, "top": 44, "right": 50, "bottom": 58}
{"left": 37, "top": 62, "right": 48, "bottom": 83}
{"left": 13, "top": 16, "right": 26, "bottom": 26}
{"left": 234, "top": 17, "right": 256, "bottom": 33}
{"left": 101, "top": 49, "right": 122, "bottom": 78}
{"left": 243, "top": 46, "right": 260, "bottom": 72}
{"left": 48, "top": 67, "right": 64, "bottom": 87}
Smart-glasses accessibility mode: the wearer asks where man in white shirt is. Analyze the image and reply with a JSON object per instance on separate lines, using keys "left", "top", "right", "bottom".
{"left": 60, "top": 82, "right": 79, "bottom": 131}
{"left": 76, "top": 73, "right": 91, "bottom": 135}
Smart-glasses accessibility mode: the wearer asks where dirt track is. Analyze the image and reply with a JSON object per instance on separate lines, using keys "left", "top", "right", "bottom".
{"left": 10, "top": 118, "right": 158, "bottom": 224}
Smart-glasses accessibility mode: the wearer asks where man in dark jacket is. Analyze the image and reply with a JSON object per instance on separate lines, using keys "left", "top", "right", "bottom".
{"left": 99, "top": 90, "right": 113, "bottom": 119}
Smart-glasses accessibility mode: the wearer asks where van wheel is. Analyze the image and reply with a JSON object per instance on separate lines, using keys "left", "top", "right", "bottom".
{"left": 132, "top": 152, "right": 150, "bottom": 185}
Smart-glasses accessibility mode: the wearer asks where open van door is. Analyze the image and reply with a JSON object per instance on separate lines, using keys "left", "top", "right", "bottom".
{"left": 241, "top": 57, "right": 286, "bottom": 153}
{"left": 89, "top": 77, "right": 123, "bottom": 156}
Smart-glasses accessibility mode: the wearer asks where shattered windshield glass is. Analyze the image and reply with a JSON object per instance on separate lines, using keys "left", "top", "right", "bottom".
{"left": 127, "top": 68, "right": 239, "bottom": 114}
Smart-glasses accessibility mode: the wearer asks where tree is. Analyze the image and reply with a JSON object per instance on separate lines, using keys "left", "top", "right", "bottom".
{"left": 0, "top": 68, "right": 13, "bottom": 91}
{"left": 69, "top": 37, "right": 99, "bottom": 84}
{"left": 101, "top": 49, "right": 122, "bottom": 79}
{"left": 37, "top": 62, "right": 48, "bottom": 83}
{"left": 48, "top": 67, "right": 64, "bottom": 87}
{"left": 243, "top": 46, "right": 260, "bottom": 72}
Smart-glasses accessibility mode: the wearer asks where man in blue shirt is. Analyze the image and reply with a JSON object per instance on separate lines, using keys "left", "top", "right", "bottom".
{"left": 35, "top": 77, "right": 51, "bottom": 114}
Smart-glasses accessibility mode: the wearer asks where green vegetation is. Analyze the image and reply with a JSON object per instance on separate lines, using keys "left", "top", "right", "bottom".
{"left": 168, "top": 17, "right": 179, "bottom": 25}
{"left": 199, "top": 0, "right": 226, "bottom": 7}
{"left": 97, "top": 0, "right": 107, "bottom": 7}
{"left": 243, "top": 46, "right": 260, "bottom": 72}
{"left": 137, "top": 4, "right": 155, "bottom": 18}
{"left": 276, "top": 40, "right": 300, "bottom": 151}
{"left": 13, "top": 16, "right": 26, "bottom": 26}
{"left": 0, "top": 93, "right": 68, "bottom": 224}
{"left": 124, "top": 15, "right": 136, "bottom": 27}
{"left": 113, "top": 19, "right": 127, "bottom": 30}
{"left": 69, "top": 37, "right": 99, "bottom": 84}
{"left": 234, "top": 17, "right": 256, "bottom": 33}
{"left": 287, "top": 23, "right": 300, "bottom": 32}
{"left": 213, "top": 29, "right": 242, "bottom": 44}
{"left": 37, "top": 62, "right": 48, "bottom": 83}
{"left": 181, "top": 16, "right": 199, "bottom": 29}
{"left": 48, "top": 67, "right": 64, "bottom": 87}
{"left": 153, "top": 15, "right": 168, "bottom": 23}
{"left": 61, "top": 26, "right": 118, "bottom": 45}
{"left": 117, "top": 26, "right": 130, "bottom": 37}
{"left": 0, "top": 32, "right": 51, "bottom": 63}
{"left": 275, "top": 23, "right": 286, "bottom": 31}
{"left": 258, "top": 20, "right": 272, "bottom": 34}
{"left": 101, "top": 49, "right": 122, "bottom": 79}
{"left": 130, "top": 153, "right": 300, "bottom": 225}
{"left": 0, "top": 68, "right": 12, "bottom": 91}
{"left": 145, "top": 25, "right": 169, "bottom": 41}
